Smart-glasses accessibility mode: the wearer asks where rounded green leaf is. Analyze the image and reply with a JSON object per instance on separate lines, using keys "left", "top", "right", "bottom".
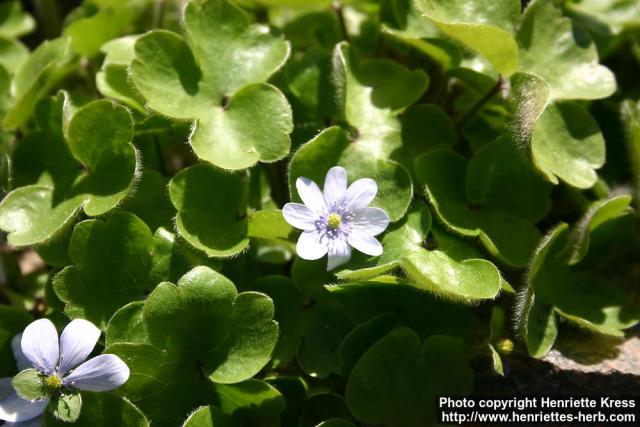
{"left": 107, "top": 267, "right": 278, "bottom": 426}
{"left": 402, "top": 250, "right": 501, "bottom": 301}
{"left": 168, "top": 163, "right": 249, "bottom": 257}
{"left": 345, "top": 328, "right": 473, "bottom": 427}
{"left": 53, "top": 212, "right": 153, "bottom": 329}
{"left": 96, "top": 36, "right": 145, "bottom": 112}
{"left": 415, "top": 0, "right": 520, "bottom": 75}
{"left": 0, "top": 98, "right": 138, "bottom": 246}
{"left": 531, "top": 102, "right": 606, "bottom": 189}
{"left": 129, "top": 0, "right": 293, "bottom": 170}
{"left": 415, "top": 138, "right": 551, "bottom": 267}
{"left": 189, "top": 83, "right": 293, "bottom": 170}
{"left": 517, "top": 0, "right": 616, "bottom": 100}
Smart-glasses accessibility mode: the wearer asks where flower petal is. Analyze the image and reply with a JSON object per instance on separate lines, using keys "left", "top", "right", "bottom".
{"left": 327, "top": 238, "right": 352, "bottom": 271}
{"left": 351, "top": 207, "right": 390, "bottom": 236}
{"left": 296, "top": 177, "right": 325, "bottom": 212}
{"left": 296, "top": 231, "right": 328, "bottom": 260}
{"left": 58, "top": 319, "right": 101, "bottom": 376}
{"left": 4, "top": 415, "right": 43, "bottom": 427}
{"left": 282, "top": 203, "right": 317, "bottom": 231}
{"left": 323, "top": 166, "right": 347, "bottom": 206}
{"left": 21, "top": 319, "right": 59, "bottom": 375}
{"left": 348, "top": 232, "right": 383, "bottom": 257}
{"left": 0, "top": 382, "right": 48, "bottom": 423}
{"left": 11, "top": 335, "right": 30, "bottom": 372}
{"left": 62, "top": 354, "right": 129, "bottom": 392}
{"left": 343, "top": 178, "right": 377, "bottom": 213}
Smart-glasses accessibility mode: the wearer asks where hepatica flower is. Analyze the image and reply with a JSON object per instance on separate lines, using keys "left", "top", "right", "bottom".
{"left": 0, "top": 318, "right": 129, "bottom": 425}
{"left": 284, "top": 166, "right": 390, "bottom": 270}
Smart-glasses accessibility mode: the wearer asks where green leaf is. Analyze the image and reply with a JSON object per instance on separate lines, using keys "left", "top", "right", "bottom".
{"left": 182, "top": 406, "right": 230, "bottom": 427}
{"left": 565, "top": 0, "right": 640, "bottom": 37}
{"left": 0, "top": 97, "right": 138, "bottom": 246}
{"left": 50, "top": 392, "right": 82, "bottom": 423}
{"left": 530, "top": 102, "right": 606, "bottom": 188}
{"left": 415, "top": 0, "right": 520, "bottom": 75}
{"left": 168, "top": 163, "right": 249, "bottom": 257}
{"left": 345, "top": 328, "right": 473, "bottom": 427}
{"left": 106, "top": 266, "right": 278, "bottom": 426}
{"left": 130, "top": 0, "right": 292, "bottom": 170}
{"left": 248, "top": 211, "right": 295, "bottom": 241}
{"left": 64, "top": 1, "right": 148, "bottom": 57}
{"left": 54, "top": 212, "right": 153, "bottom": 329}
{"left": 0, "top": 36, "right": 28, "bottom": 74}
{"left": 517, "top": 0, "right": 616, "bottom": 100}
{"left": 120, "top": 170, "right": 175, "bottom": 232}
{"left": 563, "top": 195, "right": 632, "bottom": 264}
{"left": 403, "top": 250, "right": 502, "bottom": 300}
{"left": 44, "top": 393, "right": 149, "bottom": 427}
{"left": 339, "top": 202, "right": 502, "bottom": 301}
{"left": 105, "top": 302, "right": 148, "bottom": 347}
{"left": 0, "top": 1, "right": 35, "bottom": 38}
{"left": 12, "top": 368, "right": 46, "bottom": 401}
{"left": 96, "top": 36, "right": 145, "bottom": 112}
{"left": 518, "top": 197, "right": 640, "bottom": 357}
{"left": 0, "top": 306, "right": 30, "bottom": 376}
{"left": 3, "top": 37, "right": 73, "bottom": 130}
{"left": 415, "top": 137, "right": 551, "bottom": 267}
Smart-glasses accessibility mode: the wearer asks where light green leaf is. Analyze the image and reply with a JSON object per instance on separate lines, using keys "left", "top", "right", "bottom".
{"left": 415, "top": 0, "right": 520, "bottom": 75}
{"left": 96, "top": 36, "right": 145, "bottom": 112}
{"left": 345, "top": 328, "right": 473, "bottom": 427}
{"left": 517, "top": 0, "right": 616, "bottom": 100}
{"left": 3, "top": 37, "right": 74, "bottom": 130}
{"left": 0, "top": 1, "right": 35, "bottom": 38}
{"left": 565, "top": 0, "right": 640, "bottom": 36}
{"left": 530, "top": 102, "right": 605, "bottom": 188}
{"left": 64, "top": 1, "right": 148, "bottom": 57}
{"left": 50, "top": 392, "right": 82, "bottom": 423}
{"left": 403, "top": 250, "right": 502, "bottom": 300}
{"left": 168, "top": 163, "right": 249, "bottom": 258}
{"left": 0, "top": 36, "right": 28, "bottom": 74}
{"left": 0, "top": 97, "right": 138, "bottom": 246}
{"left": 12, "top": 369, "right": 46, "bottom": 401}
{"left": 107, "top": 267, "right": 278, "bottom": 426}
{"left": 415, "top": 137, "right": 551, "bottom": 267}
{"left": 53, "top": 212, "right": 153, "bottom": 329}
{"left": 338, "top": 202, "right": 502, "bottom": 301}
{"left": 130, "top": 0, "right": 292, "bottom": 170}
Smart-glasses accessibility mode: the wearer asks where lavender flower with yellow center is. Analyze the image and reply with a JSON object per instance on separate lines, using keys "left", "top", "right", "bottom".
{"left": 283, "top": 166, "right": 390, "bottom": 271}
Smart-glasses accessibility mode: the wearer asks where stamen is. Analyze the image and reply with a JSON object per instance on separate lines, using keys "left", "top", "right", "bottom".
{"left": 327, "top": 213, "right": 341, "bottom": 229}
{"left": 44, "top": 374, "right": 63, "bottom": 392}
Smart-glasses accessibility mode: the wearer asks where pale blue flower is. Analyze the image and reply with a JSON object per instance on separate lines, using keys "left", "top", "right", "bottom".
{"left": 0, "top": 319, "right": 130, "bottom": 425}
{"left": 284, "top": 166, "right": 390, "bottom": 270}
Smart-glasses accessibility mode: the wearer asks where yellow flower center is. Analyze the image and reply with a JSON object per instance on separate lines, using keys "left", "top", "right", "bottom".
{"left": 327, "top": 213, "right": 341, "bottom": 229}
{"left": 44, "top": 374, "right": 62, "bottom": 391}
